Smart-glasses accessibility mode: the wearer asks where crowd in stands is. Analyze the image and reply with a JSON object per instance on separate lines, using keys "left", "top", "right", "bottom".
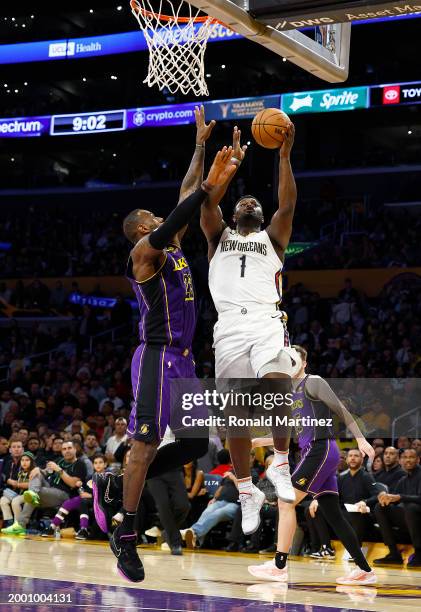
{"left": 1, "top": 200, "right": 421, "bottom": 280}
{"left": 1, "top": 415, "right": 421, "bottom": 566}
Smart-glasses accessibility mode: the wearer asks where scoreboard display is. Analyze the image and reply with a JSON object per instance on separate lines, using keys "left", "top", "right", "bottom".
{"left": 248, "top": 1, "right": 421, "bottom": 29}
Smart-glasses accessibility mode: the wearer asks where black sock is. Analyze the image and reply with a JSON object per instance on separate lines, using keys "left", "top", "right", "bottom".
{"left": 119, "top": 509, "right": 137, "bottom": 536}
{"left": 318, "top": 494, "right": 371, "bottom": 573}
{"left": 275, "top": 551, "right": 288, "bottom": 569}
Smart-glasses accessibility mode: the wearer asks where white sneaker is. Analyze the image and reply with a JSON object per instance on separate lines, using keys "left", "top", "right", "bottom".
{"left": 336, "top": 568, "right": 377, "bottom": 585}
{"left": 145, "top": 526, "right": 162, "bottom": 538}
{"left": 240, "top": 485, "right": 265, "bottom": 535}
{"left": 160, "top": 542, "right": 170, "bottom": 551}
{"left": 248, "top": 559, "right": 289, "bottom": 583}
{"left": 266, "top": 462, "right": 295, "bottom": 503}
{"left": 181, "top": 528, "right": 196, "bottom": 549}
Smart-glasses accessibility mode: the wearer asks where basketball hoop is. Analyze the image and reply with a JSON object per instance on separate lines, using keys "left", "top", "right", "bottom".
{"left": 130, "top": 0, "right": 220, "bottom": 96}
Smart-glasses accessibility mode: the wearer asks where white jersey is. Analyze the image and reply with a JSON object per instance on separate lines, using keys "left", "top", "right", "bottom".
{"left": 209, "top": 228, "right": 283, "bottom": 313}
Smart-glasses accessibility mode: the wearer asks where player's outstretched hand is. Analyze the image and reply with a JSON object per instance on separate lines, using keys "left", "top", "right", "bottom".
{"left": 356, "top": 437, "right": 375, "bottom": 461}
{"left": 195, "top": 105, "right": 216, "bottom": 145}
{"left": 280, "top": 122, "right": 295, "bottom": 157}
{"left": 204, "top": 146, "right": 237, "bottom": 188}
{"left": 232, "top": 126, "right": 248, "bottom": 162}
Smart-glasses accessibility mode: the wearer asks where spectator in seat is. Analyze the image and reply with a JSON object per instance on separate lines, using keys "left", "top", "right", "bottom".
{"left": 1, "top": 439, "right": 24, "bottom": 492}
{"left": 371, "top": 454, "right": 385, "bottom": 475}
{"left": 338, "top": 449, "right": 382, "bottom": 546}
{"left": 105, "top": 417, "right": 127, "bottom": 469}
{"left": 305, "top": 497, "right": 336, "bottom": 560}
{"left": 374, "top": 447, "right": 405, "bottom": 491}
{"left": 0, "top": 451, "right": 35, "bottom": 528}
{"left": 209, "top": 449, "right": 232, "bottom": 476}
{"left": 42, "top": 453, "right": 108, "bottom": 540}
{"left": 183, "top": 460, "right": 207, "bottom": 523}
{"left": 397, "top": 436, "right": 411, "bottom": 451}
{"left": 181, "top": 470, "right": 239, "bottom": 549}
{"left": 374, "top": 448, "right": 421, "bottom": 567}
{"left": 99, "top": 387, "right": 124, "bottom": 413}
{"left": 84, "top": 431, "right": 102, "bottom": 459}
{"left": 1, "top": 440, "right": 87, "bottom": 535}
{"left": 71, "top": 439, "right": 93, "bottom": 479}
{"left": 411, "top": 439, "right": 421, "bottom": 457}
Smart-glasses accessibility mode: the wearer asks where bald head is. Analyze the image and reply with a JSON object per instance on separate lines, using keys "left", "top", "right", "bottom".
{"left": 123, "top": 209, "right": 163, "bottom": 244}
{"left": 383, "top": 446, "right": 399, "bottom": 468}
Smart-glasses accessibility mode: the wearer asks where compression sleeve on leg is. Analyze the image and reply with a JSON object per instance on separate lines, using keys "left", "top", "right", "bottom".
{"left": 148, "top": 185, "right": 210, "bottom": 250}
{"left": 317, "top": 494, "right": 372, "bottom": 572}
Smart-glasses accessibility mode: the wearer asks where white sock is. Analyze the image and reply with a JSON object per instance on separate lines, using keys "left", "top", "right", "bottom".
{"left": 273, "top": 448, "right": 289, "bottom": 469}
{"left": 237, "top": 477, "right": 253, "bottom": 496}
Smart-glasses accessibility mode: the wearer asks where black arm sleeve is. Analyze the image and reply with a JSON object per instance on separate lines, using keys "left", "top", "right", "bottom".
{"left": 148, "top": 186, "right": 209, "bottom": 250}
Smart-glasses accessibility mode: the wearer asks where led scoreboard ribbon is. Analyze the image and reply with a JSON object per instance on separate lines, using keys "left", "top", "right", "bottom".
{"left": 50, "top": 110, "right": 126, "bottom": 135}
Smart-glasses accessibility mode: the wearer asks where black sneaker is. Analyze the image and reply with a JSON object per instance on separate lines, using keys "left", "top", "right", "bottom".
{"left": 110, "top": 525, "right": 145, "bottom": 582}
{"left": 320, "top": 545, "right": 336, "bottom": 560}
{"left": 310, "top": 549, "right": 323, "bottom": 559}
{"left": 75, "top": 528, "right": 89, "bottom": 540}
{"left": 373, "top": 553, "right": 403, "bottom": 565}
{"left": 259, "top": 544, "right": 277, "bottom": 554}
{"left": 224, "top": 542, "right": 240, "bottom": 552}
{"left": 407, "top": 554, "right": 421, "bottom": 568}
{"left": 41, "top": 524, "right": 56, "bottom": 537}
{"left": 171, "top": 546, "right": 183, "bottom": 556}
{"left": 92, "top": 472, "right": 116, "bottom": 533}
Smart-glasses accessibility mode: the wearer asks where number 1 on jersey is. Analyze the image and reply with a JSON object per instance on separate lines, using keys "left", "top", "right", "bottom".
{"left": 239, "top": 254, "right": 247, "bottom": 278}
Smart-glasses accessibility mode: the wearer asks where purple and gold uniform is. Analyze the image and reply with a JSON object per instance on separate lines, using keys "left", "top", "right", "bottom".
{"left": 291, "top": 375, "right": 340, "bottom": 497}
{"left": 127, "top": 246, "right": 197, "bottom": 442}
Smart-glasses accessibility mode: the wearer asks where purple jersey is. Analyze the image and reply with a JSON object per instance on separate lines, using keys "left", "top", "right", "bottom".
{"left": 292, "top": 374, "right": 335, "bottom": 450}
{"left": 127, "top": 245, "right": 196, "bottom": 349}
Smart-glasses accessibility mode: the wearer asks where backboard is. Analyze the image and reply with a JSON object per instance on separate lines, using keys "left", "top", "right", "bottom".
{"left": 189, "top": 1, "right": 421, "bottom": 82}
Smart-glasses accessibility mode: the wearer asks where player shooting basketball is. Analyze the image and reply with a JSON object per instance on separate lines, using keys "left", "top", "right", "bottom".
{"left": 200, "top": 121, "right": 297, "bottom": 536}
{"left": 93, "top": 108, "right": 238, "bottom": 583}
{"left": 248, "top": 345, "right": 377, "bottom": 586}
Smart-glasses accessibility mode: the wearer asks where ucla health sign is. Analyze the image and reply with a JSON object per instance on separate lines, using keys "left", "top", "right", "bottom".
{"left": 0, "top": 25, "right": 240, "bottom": 65}
{"left": 282, "top": 86, "right": 368, "bottom": 115}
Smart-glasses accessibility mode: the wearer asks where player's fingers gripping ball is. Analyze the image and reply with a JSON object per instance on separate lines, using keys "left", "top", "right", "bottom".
{"left": 251, "top": 108, "right": 291, "bottom": 149}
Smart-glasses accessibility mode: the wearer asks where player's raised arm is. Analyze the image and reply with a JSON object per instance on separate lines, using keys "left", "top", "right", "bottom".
{"left": 266, "top": 123, "right": 297, "bottom": 255}
{"left": 176, "top": 105, "right": 216, "bottom": 242}
{"left": 130, "top": 147, "right": 237, "bottom": 281}
{"left": 305, "top": 376, "right": 375, "bottom": 460}
{"left": 200, "top": 126, "right": 247, "bottom": 254}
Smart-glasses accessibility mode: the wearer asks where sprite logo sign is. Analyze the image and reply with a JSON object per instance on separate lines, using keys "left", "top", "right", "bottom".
{"left": 282, "top": 87, "right": 368, "bottom": 115}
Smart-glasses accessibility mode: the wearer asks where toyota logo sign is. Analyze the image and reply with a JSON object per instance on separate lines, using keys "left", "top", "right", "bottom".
{"left": 383, "top": 86, "right": 400, "bottom": 105}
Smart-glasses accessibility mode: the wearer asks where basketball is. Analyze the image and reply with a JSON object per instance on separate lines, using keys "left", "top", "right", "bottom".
{"left": 251, "top": 108, "right": 292, "bottom": 149}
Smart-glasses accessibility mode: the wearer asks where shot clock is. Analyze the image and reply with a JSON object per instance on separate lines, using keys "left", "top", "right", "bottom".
{"left": 50, "top": 110, "right": 126, "bottom": 135}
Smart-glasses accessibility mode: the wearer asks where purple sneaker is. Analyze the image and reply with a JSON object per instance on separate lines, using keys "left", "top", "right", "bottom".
{"left": 92, "top": 472, "right": 114, "bottom": 533}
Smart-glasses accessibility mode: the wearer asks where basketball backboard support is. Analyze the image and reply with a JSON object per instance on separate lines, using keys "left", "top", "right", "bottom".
{"left": 188, "top": 0, "right": 351, "bottom": 82}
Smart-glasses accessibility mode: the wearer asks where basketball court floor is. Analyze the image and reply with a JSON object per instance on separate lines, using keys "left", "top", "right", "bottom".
{"left": 1, "top": 537, "right": 420, "bottom": 611}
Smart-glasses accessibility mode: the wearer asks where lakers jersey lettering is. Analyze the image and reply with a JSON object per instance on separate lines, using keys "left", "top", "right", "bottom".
{"left": 209, "top": 228, "right": 283, "bottom": 314}
{"left": 173, "top": 256, "right": 189, "bottom": 271}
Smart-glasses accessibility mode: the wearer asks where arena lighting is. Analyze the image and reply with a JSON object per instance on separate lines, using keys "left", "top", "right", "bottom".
{"left": 117, "top": 5, "right": 123, "bottom": 10}
{"left": 408, "top": 129, "right": 413, "bottom": 134}
{"left": 82, "top": 77, "right": 87, "bottom": 82}
{"left": 24, "top": 82, "right": 28, "bottom": 86}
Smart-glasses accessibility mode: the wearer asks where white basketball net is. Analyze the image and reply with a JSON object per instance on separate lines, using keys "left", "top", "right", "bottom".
{"left": 130, "top": 0, "right": 214, "bottom": 97}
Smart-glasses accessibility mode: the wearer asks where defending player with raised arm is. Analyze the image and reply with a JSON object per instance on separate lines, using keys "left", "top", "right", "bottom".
{"left": 104, "top": 146, "right": 237, "bottom": 584}
{"left": 249, "top": 346, "right": 378, "bottom": 587}
{"left": 200, "top": 124, "right": 299, "bottom": 538}
{"left": 92, "top": 107, "right": 221, "bottom": 538}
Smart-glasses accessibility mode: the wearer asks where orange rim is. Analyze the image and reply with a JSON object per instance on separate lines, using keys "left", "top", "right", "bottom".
{"left": 130, "top": 0, "right": 221, "bottom": 24}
